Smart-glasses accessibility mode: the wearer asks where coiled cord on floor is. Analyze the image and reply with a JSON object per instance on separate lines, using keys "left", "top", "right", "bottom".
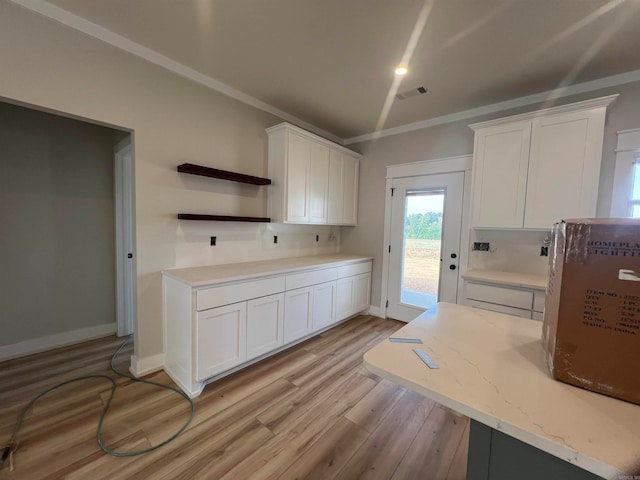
{"left": 1, "top": 336, "right": 195, "bottom": 471}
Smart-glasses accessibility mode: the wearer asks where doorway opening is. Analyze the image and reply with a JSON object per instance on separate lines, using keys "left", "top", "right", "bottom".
{"left": 0, "top": 100, "right": 135, "bottom": 360}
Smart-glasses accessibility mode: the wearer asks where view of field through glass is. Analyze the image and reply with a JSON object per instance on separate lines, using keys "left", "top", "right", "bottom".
{"left": 401, "top": 191, "right": 444, "bottom": 310}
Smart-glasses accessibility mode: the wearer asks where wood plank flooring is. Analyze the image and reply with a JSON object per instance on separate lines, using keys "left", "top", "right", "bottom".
{"left": 0, "top": 315, "right": 469, "bottom": 479}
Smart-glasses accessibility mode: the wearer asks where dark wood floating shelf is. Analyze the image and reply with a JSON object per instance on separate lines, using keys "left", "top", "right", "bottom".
{"left": 177, "top": 163, "right": 271, "bottom": 185}
{"left": 178, "top": 213, "right": 271, "bottom": 223}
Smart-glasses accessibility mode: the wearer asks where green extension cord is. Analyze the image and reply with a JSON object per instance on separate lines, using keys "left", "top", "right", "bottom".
{"left": 1, "top": 336, "right": 195, "bottom": 470}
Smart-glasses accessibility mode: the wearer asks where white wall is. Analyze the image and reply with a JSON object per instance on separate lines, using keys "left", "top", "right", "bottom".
{"left": 345, "top": 81, "right": 640, "bottom": 308}
{"left": 0, "top": 3, "right": 338, "bottom": 363}
{"left": 0, "top": 101, "right": 117, "bottom": 346}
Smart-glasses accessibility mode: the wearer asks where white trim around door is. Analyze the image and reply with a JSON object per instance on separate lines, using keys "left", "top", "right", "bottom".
{"left": 381, "top": 155, "right": 472, "bottom": 320}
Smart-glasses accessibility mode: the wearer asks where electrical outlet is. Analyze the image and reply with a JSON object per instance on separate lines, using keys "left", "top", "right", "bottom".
{"left": 540, "top": 246, "right": 549, "bottom": 257}
{"left": 473, "top": 242, "right": 490, "bottom": 251}
{"left": 210, "top": 236, "right": 216, "bottom": 246}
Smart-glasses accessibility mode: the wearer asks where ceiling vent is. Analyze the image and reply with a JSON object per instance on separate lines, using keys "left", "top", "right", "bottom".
{"left": 396, "top": 86, "right": 428, "bottom": 100}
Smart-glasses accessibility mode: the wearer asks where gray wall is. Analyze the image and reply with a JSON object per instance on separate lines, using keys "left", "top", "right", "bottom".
{"left": 0, "top": 102, "right": 117, "bottom": 346}
{"left": 343, "top": 81, "right": 640, "bottom": 309}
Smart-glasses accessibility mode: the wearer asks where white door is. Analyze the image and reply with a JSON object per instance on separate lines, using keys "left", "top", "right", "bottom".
{"left": 308, "top": 142, "right": 330, "bottom": 223}
{"left": 286, "top": 133, "right": 310, "bottom": 222}
{"left": 284, "top": 287, "right": 314, "bottom": 343}
{"left": 247, "top": 293, "right": 285, "bottom": 360}
{"left": 114, "top": 140, "right": 136, "bottom": 336}
{"left": 387, "top": 172, "right": 464, "bottom": 322}
{"left": 312, "top": 281, "right": 337, "bottom": 330}
{"left": 196, "top": 302, "right": 247, "bottom": 381}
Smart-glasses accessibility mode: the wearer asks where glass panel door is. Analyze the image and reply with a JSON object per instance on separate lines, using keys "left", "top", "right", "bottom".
{"left": 387, "top": 172, "right": 464, "bottom": 322}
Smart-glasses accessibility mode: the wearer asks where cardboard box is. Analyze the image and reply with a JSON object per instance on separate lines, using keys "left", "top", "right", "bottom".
{"left": 542, "top": 218, "right": 640, "bottom": 404}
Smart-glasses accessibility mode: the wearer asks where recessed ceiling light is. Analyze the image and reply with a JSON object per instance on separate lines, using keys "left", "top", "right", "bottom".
{"left": 394, "top": 65, "right": 408, "bottom": 76}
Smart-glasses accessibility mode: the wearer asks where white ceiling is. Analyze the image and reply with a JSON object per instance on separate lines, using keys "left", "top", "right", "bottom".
{"left": 19, "top": 0, "right": 640, "bottom": 141}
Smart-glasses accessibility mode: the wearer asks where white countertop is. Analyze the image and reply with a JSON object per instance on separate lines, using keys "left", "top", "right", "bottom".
{"left": 462, "top": 268, "right": 547, "bottom": 290}
{"left": 363, "top": 303, "right": 640, "bottom": 479}
{"left": 162, "top": 254, "right": 373, "bottom": 287}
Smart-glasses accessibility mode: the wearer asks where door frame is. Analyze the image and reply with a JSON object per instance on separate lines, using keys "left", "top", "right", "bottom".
{"left": 114, "top": 136, "right": 137, "bottom": 336}
{"left": 380, "top": 155, "right": 472, "bottom": 320}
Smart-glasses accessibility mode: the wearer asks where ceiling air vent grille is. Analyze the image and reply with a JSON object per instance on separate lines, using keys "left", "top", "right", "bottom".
{"left": 396, "top": 86, "right": 428, "bottom": 100}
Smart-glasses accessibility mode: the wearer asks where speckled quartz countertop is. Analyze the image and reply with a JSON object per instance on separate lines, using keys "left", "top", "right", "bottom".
{"left": 462, "top": 268, "right": 547, "bottom": 290}
{"left": 162, "top": 254, "right": 373, "bottom": 287}
{"left": 363, "top": 303, "right": 640, "bottom": 479}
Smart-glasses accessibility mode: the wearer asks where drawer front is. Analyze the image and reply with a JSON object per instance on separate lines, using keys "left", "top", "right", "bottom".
{"left": 286, "top": 267, "right": 338, "bottom": 290}
{"left": 533, "top": 291, "right": 546, "bottom": 312}
{"left": 197, "top": 276, "right": 285, "bottom": 311}
{"left": 465, "top": 299, "right": 532, "bottom": 319}
{"left": 465, "top": 282, "right": 533, "bottom": 310}
{"left": 337, "top": 261, "right": 372, "bottom": 278}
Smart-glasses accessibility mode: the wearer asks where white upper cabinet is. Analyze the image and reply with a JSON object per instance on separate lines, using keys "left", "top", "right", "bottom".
{"left": 470, "top": 95, "right": 617, "bottom": 230}
{"left": 267, "top": 123, "right": 361, "bottom": 225}
{"left": 471, "top": 121, "right": 531, "bottom": 228}
{"left": 328, "top": 151, "right": 359, "bottom": 225}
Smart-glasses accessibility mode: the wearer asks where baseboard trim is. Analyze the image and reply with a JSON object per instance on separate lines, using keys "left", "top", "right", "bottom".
{"left": 130, "top": 353, "right": 165, "bottom": 377}
{"left": 368, "top": 305, "right": 386, "bottom": 318}
{"left": 0, "top": 323, "right": 116, "bottom": 362}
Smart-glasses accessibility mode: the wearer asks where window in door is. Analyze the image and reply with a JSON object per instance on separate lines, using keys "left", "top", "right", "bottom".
{"left": 631, "top": 157, "right": 640, "bottom": 218}
{"left": 401, "top": 191, "right": 445, "bottom": 309}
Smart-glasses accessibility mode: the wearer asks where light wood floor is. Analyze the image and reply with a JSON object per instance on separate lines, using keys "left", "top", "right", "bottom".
{"left": 0, "top": 315, "right": 469, "bottom": 479}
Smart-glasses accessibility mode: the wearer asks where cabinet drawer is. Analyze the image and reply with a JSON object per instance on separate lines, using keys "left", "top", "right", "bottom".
{"left": 465, "top": 299, "right": 532, "bottom": 319}
{"left": 338, "top": 261, "right": 372, "bottom": 278}
{"left": 197, "top": 276, "right": 285, "bottom": 311}
{"left": 286, "top": 267, "right": 338, "bottom": 290}
{"left": 533, "top": 291, "right": 546, "bottom": 312}
{"left": 465, "top": 282, "right": 533, "bottom": 310}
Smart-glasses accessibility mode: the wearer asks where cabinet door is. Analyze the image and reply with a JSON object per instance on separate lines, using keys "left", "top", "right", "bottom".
{"left": 312, "top": 281, "right": 337, "bottom": 330}
{"left": 328, "top": 152, "right": 359, "bottom": 226}
{"left": 336, "top": 276, "right": 356, "bottom": 320}
{"left": 284, "top": 287, "right": 314, "bottom": 343}
{"left": 196, "top": 302, "right": 247, "bottom": 381}
{"left": 328, "top": 151, "right": 345, "bottom": 224}
{"left": 286, "top": 133, "right": 310, "bottom": 222}
{"left": 353, "top": 273, "right": 371, "bottom": 314}
{"left": 308, "top": 142, "right": 330, "bottom": 223}
{"left": 471, "top": 121, "right": 531, "bottom": 228}
{"left": 525, "top": 109, "right": 606, "bottom": 229}
{"left": 342, "top": 155, "right": 359, "bottom": 225}
{"left": 247, "top": 293, "right": 285, "bottom": 361}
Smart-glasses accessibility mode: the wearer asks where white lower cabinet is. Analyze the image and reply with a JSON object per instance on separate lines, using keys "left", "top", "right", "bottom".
{"left": 337, "top": 276, "right": 356, "bottom": 319}
{"left": 463, "top": 281, "right": 545, "bottom": 321}
{"left": 337, "top": 272, "right": 372, "bottom": 319}
{"left": 163, "top": 257, "right": 372, "bottom": 398}
{"left": 284, "top": 287, "right": 314, "bottom": 343}
{"left": 312, "top": 281, "right": 337, "bottom": 330}
{"left": 247, "top": 293, "right": 285, "bottom": 361}
{"left": 354, "top": 273, "right": 372, "bottom": 313}
{"left": 196, "top": 302, "right": 247, "bottom": 381}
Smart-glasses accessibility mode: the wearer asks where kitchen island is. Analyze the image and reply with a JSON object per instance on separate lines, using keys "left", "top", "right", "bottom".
{"left": 363, "top": 303, "right": 640, "bottom": 479}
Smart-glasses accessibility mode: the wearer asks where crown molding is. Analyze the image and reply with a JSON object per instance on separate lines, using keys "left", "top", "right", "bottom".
{"left": 267, "top": 122, "right": 362, "bottom": 156}
{"left": 11, "top": 0, "right": 640, "bottom": 148}
{"left": 344, "top": 70, "right": 640, "bottom": 144}
{"left": 8, "top": 0, "right": 343, "bottom": 144}
{"left": 468, "top": 94, "right": 618, "bottom": 130}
